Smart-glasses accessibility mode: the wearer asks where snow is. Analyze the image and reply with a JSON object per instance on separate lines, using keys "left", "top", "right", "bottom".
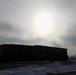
{"left": 43, "top": 61, "right": 62, "bottom": 68}
{"left": 0, "top": 61, "right": 76, "bottom": 75}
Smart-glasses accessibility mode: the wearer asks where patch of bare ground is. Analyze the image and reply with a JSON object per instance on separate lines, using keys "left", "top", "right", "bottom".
{"left": 47, "top": 72, "right": 76, "bottom": 75}
{"left": 60, "top": 60, "right": 75, "bottom": 65}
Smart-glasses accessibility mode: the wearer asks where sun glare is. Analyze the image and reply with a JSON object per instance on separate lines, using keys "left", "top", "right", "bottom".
{"left": 33, "top": 12, "right": 53, "bottom": 35}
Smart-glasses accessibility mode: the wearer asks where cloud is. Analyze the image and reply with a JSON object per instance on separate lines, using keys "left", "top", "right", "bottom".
{"left": 0, "top": 22, "right": 22, "bottom": 37}
{"left": 51, "top": 41, "right": 62, "bottom": 48}
{"left": 0, "top": 22, "right": 18, "bottom": 32}
{"left": 0, "top": 36, "right": 46, "bottom": 45}
{"left": 62, "top": 23, "right": 76, "bottom": 47}
{"left": 0, "top": 22, "right": 46, "bottom": 45}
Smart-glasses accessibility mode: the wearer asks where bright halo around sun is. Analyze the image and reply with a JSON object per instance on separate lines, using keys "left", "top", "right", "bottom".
{"left": 33, "top": 12, "right": 53, "bottom": 35}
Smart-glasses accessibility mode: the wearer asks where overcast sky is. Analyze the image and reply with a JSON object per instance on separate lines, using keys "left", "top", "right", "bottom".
{"left": 0, "top": 0, "right": 76, "bottom": 56}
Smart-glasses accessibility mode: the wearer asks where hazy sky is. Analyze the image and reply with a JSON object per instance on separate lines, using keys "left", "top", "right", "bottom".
{"left": 0, "top": 0, "right": 76, "bottom": 56}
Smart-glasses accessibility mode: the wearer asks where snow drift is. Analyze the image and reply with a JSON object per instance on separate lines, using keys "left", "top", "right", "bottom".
{"left": 0, "top": 61, "right": 76, "bottom": 75}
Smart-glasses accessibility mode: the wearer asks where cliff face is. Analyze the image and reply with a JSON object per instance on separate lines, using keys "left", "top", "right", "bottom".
{"left": 0, "top": 44, "right": 68, "bottom": 62}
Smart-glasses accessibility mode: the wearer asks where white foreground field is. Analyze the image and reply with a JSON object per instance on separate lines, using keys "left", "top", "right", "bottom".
{"left": 0, "top": 61, "right": 76, "bottom": 75}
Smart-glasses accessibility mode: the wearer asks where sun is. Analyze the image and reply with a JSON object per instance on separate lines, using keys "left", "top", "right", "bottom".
{"left": 33, "top": 12, "right": 53, "bottom": 35}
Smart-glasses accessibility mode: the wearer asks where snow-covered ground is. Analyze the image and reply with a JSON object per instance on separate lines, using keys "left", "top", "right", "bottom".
{"left": 0, "top": 61, "right": 76, "bottom": 75}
